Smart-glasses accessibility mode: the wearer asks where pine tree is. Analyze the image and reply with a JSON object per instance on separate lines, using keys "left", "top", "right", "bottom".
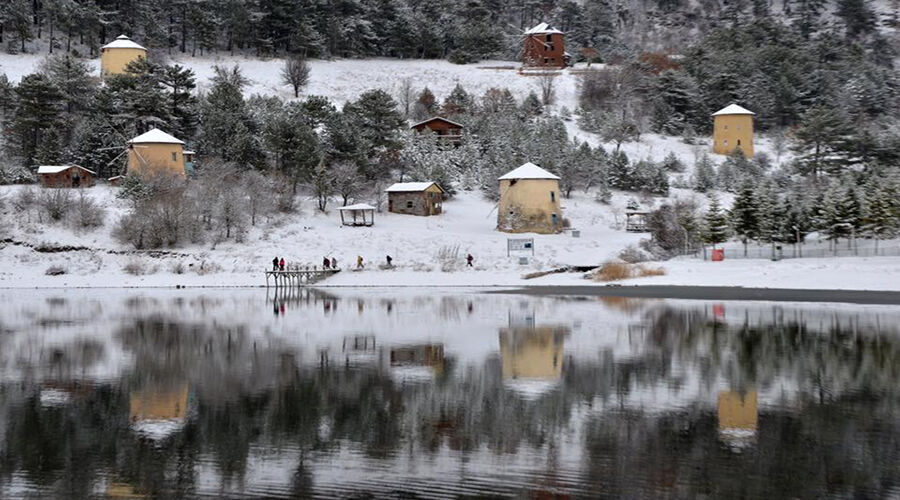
{"left": 43, "top": 54, "right": 96, "bottom": 115}
{"left": 442, "top": 83, "right": 473, "bottom": 116}
{"left": 607, "top": 150, "right": 632, "bottom": 190}
{"left": 836, "top": 0, "right": 877, "bottom": 38}
{"left": 730, "top": 180, "right": 759, "bottom": 251}
{"left": 160, "top": 64, "right": 198, "bottom": 139}
{"left": 8, "top": 74, "right": 64, "bottom": 166}
{"left": 793, "top": 105, "right": 852, "bottom": 178}
{"left": 693, "top": 154, "right": 717, "bottom": 193}
{"left": 861, "top": 177, "right": 896, "bottom": 242}
{"left": 703, "top": 194, "right": 730, "bottom": 248}
{"left": 661, "top": 151, "right": 685, "bottom": 172}
{"left": 342, "top": 89, "right": 405, "bottom": 169}
{"left": 412, "top": 87, "right": 436, "bottom": 120}
{"left": 521, "top": 91, "right": 543, "bottom": 116}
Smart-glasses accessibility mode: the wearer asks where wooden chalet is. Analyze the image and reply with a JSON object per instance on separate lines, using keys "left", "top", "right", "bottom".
{"left": 37, "top": 165, "right": 96, "bottom": 188}
{"left": 410, "top": 117, "right": 463, "bottom": 145}
{"left": 386, "top": 181, "right": 444, "bottom": 216}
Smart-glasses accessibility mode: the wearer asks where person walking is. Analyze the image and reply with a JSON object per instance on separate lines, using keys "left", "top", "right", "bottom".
{"left": 466, "top": 253, "right": 474, "bottom": 267}
{"left": 280, "top": 258, "right": 285, "bottom": 271}
{"left": 356, "top": 255, "right": 364, "bottom": 269}
{"left": 323, "top": 257, "right": 331, "bottom": 269}
{"left": 386, "top": 255, "right": 393, "bottom": 267}
{"left": 272, "top": 256, "right": 279, "bottom": 271}
{"left": 331, "top": 257, "right": 337, "bottom": 269}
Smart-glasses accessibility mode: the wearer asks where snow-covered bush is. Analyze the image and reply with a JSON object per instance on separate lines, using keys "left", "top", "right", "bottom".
{"left": 435, "top": 244, "right": 460, "bottom": 272}
{"left": 71, "top": 191, "right": 105, "bottom": 230}
{"left": 44, "top": 265, "right": 66, "bottom": 276}
{"left": 122, "top": 258, "right": 153, "bottom": 276}
{"left": 37, "top": 189, "right": 73, "bottom": 222}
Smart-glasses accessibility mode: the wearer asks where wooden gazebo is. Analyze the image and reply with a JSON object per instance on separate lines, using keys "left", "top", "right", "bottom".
{"left": 338, "top": 203, "right": 375, "bottom": 227}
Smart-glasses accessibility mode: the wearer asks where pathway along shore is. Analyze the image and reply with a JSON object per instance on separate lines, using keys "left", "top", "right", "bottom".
{"left": 495, "top": 285, "right": 900, "bottom": 305}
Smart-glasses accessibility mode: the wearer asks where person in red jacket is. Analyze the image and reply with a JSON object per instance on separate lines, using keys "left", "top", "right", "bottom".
{"left": 279, "top": 258, "right": 285, "bottom": 271}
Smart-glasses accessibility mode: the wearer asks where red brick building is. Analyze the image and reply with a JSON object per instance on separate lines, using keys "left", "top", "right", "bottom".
{"left": 522, "top": 23, "right": 567, "bottom": 68}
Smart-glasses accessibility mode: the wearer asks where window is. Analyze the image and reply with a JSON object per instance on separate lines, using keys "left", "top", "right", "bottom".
{"left": 406, "top": 201, "right": 413, "bottom": 209}
{"left": 545, "top": 34, "right": 552, "bottom": 42}
{"left": 737, "top": 139, "right": 741, "bottom": 146}
{"left": 550, "top": 191, "right": 555, "bottom": 202}
{"left": 723, "top": 140, "right": 728, "bottom": 146}
{"left": 551, "top": 214, "right": 558, "bottom": 225}
{"left": 171, "top": 152, "right": 177, "bottom": 162}
{"left": 543, "top": 58, "right": 549, "bottom": 64}
{"left": 723, "top": 125, "right": 728, "bottom": 130}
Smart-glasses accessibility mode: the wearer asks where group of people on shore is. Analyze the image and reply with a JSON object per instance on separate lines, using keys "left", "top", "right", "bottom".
{"left": 271, "top": 253, "right": 475, "bottom": 271}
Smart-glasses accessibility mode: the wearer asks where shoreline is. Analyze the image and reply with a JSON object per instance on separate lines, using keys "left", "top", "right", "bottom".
{"left": 3, "top": 281, "right": 900, "bottom": 305}
{"left": 495, "top": 285, "right": 900, "bottom": 305}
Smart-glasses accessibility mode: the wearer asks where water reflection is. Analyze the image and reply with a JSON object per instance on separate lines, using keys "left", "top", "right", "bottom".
{"left": 0, "top": 289, "right": 898, "bottom": 498}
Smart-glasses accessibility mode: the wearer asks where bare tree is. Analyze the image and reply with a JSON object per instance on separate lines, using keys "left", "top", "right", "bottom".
{"left": 332, "top": 161, "right": 366, "bottom": 206}
{"left": 397, "top": 77, "right": 415, "bottom": 118}
{"left": 537, "top": 73, "right": 557, "bottom": 106}
{"left": 242, "top": 170, "right": 274, "bottom": 225}
{"left": 281, "top": 55, "right": 310, "bottom": 98}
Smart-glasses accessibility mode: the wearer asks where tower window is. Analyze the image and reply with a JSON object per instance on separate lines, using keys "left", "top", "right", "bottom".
{"left": 737, "top": 139, "right": 742, "bottom": 146}
{"left": 550, "top": 191, "right": 556, "bottom": 202}
{"left": 171, "top": 152, "right": 177, "bottom": 161}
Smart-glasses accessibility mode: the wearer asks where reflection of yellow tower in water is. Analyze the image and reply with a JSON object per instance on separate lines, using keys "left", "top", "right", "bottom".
{"left": 130, "top": 384, "right": 190, "bottom": 422}
{"left": 499, "top": 326, "right": 568, "bottom": 380}
{"left": 717, "top": 390, "right": 758, "bottom": 441}
{"left": 390, "top": 344, "right": 445, "bottom": 376}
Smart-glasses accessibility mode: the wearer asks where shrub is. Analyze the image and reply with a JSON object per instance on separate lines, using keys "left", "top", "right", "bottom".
{"left": 122, "top": 258, "right": 149, "bottom": 275}
{"left": 38, "top": 189, "right": 73, "bottom": 221}
{"left": 617, "top": 245, "right": 651, "bottom": 263}
{"left": 634, "top": 264, "right": 666, "bottom": 277}
{"left": 435, "top": 244, "right": 460, "bottom": 272}
{"left": 194, "top": 260, "right": 223, "bottom": 275}
{"left": 170, "top": 260, "right": 186, "bottom": 274}
{"left": 593, "top": 260, "right": 632, "bottom": 281}
{"left": 44, "top": 265, "right": 66, "bottom": 276}
{"left": 72, "top": 191, "right": 105, "bottom": 229}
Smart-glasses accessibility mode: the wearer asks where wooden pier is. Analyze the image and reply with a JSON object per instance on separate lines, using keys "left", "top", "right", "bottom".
{"left": 265, "top": 267, "right": 340, "bottom": 287}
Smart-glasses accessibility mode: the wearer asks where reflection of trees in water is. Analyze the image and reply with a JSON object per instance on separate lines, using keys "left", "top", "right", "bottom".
{"left": 1, "top": 304, "right": 899, "bottom": 497}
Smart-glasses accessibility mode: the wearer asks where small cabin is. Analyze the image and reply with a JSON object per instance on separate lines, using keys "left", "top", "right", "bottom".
{"left": 338, "top": 203, "right": 375, "bottom": 227}
{"left": 712, "top": 104, "right": 755, "bottom": 157}
{"left": 410, "top": 117, "right": 463, "bottom": 145}
{"left": 625, "top": 210, "right": 649, "bottom": 232}
{"left": 497, "top": 162, "right": 563, "bottom": 234}
{"left": 522, "top": 22, "right": 568, "bottom": 68}
{"left": 37, "top": 165, "right": 95, "bottom": 188}
{"left": 100, "top": 35, "right": 147, "bottom": 78}
{"left": 183, "top": 150, "right": 196, "bottom": 176}
{"left": 126, "top": 128, "right": 187, "bottom": 178}
{"left": 386, "top": 182, "right": 444, "bottom": 216}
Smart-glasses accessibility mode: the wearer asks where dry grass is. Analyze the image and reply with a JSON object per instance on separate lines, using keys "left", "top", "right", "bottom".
{"left": 593, "top": 261, "right": 632, "bottom": 281}
{"left": 592, "top": 261, "right": 666, "bottom": 281}
{"left": 635, "top": 265, "right": 666, "bottom": 277}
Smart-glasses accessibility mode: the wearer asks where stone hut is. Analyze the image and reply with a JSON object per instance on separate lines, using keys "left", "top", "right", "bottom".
{"left": 386, "top": 182, "right": 445, "bottom": 216}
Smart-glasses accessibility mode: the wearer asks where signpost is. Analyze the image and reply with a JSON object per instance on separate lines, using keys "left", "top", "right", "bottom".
{"left": 507, "top": 238, "right": 535, "bottom": 257}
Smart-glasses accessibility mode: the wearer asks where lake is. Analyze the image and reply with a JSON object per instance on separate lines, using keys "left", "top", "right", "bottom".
{"left": 0, "top": 288, "right": 898, "bottom": 498}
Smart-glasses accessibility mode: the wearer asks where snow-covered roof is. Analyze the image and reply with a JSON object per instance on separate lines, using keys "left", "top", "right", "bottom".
{"left": 338, "top": 203, "right": 375, "bottom": 210}
{"left": 101, "top": 35, "right": 147, "bottom": 51}
{"left": 183, "top": 150, "right": 196, "bottom": 155}
{"left": 128, "top": 128, "right": 185, "bottom": 145}
{"left": 385, "top": 182, "right": 443, "bottom": 193}
{"left": 524, "top": 23, "right": 563, "bottom": 35}
{"left": 499, "top": 162, "right": 560, "bottom": 180}
{"left": 712, "top": 104, "right": 755, "bottom": 116}
{"left": 410, "top": 117, "right": 464, "bottom": 129}
{"left": 37, "top": 165, "right": 96, "bottom": 175}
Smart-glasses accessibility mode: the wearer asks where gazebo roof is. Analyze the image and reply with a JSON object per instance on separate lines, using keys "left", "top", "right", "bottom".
{"left": 338, "top": 203, "right": 375, "bottom": 210}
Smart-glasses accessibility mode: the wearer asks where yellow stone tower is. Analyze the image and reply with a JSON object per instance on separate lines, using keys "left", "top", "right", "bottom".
{"left": 712, "top": 104, "right": 755, "bottom": 157}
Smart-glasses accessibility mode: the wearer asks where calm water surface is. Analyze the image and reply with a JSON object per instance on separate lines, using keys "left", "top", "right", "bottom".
{"left": 0, "top": 288, "right": 898, "bottom": 499}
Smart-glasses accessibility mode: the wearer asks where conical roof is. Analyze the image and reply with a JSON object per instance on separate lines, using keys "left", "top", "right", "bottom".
{"left": 712, "top": 104, "right": 755, "bottom": 116}
{"left": 101, "top": 35, "right": 147, "bottom": 51}
{"left": 128, "top": 128, "right": 185, "bottom": 145}
{"left": 499, "top": 162, "right": 560, "bottom": 180}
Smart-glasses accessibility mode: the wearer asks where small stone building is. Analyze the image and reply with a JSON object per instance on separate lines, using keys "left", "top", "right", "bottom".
{"left": 37, "top": 165, "right": 96, "bottom": 188}
{"left": 712, "top": 104, "right": 755, "bottom": 157}
{"left": 410, "top": 117, "right": 463, "bottom": 145}
{"left": 100, "top": 35, "right": 147, "bottom": 78}
{"left": 497, "top": 162, "right": 563, "bottom": 234}
{"left": 522, "top": 22, "right": 567, "bottom": 68}
{"left": 386, "top": 182, "right": 445, "bottom": 216}
{"left": 127, "top": 128, "right": 188, "bottom": 178}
